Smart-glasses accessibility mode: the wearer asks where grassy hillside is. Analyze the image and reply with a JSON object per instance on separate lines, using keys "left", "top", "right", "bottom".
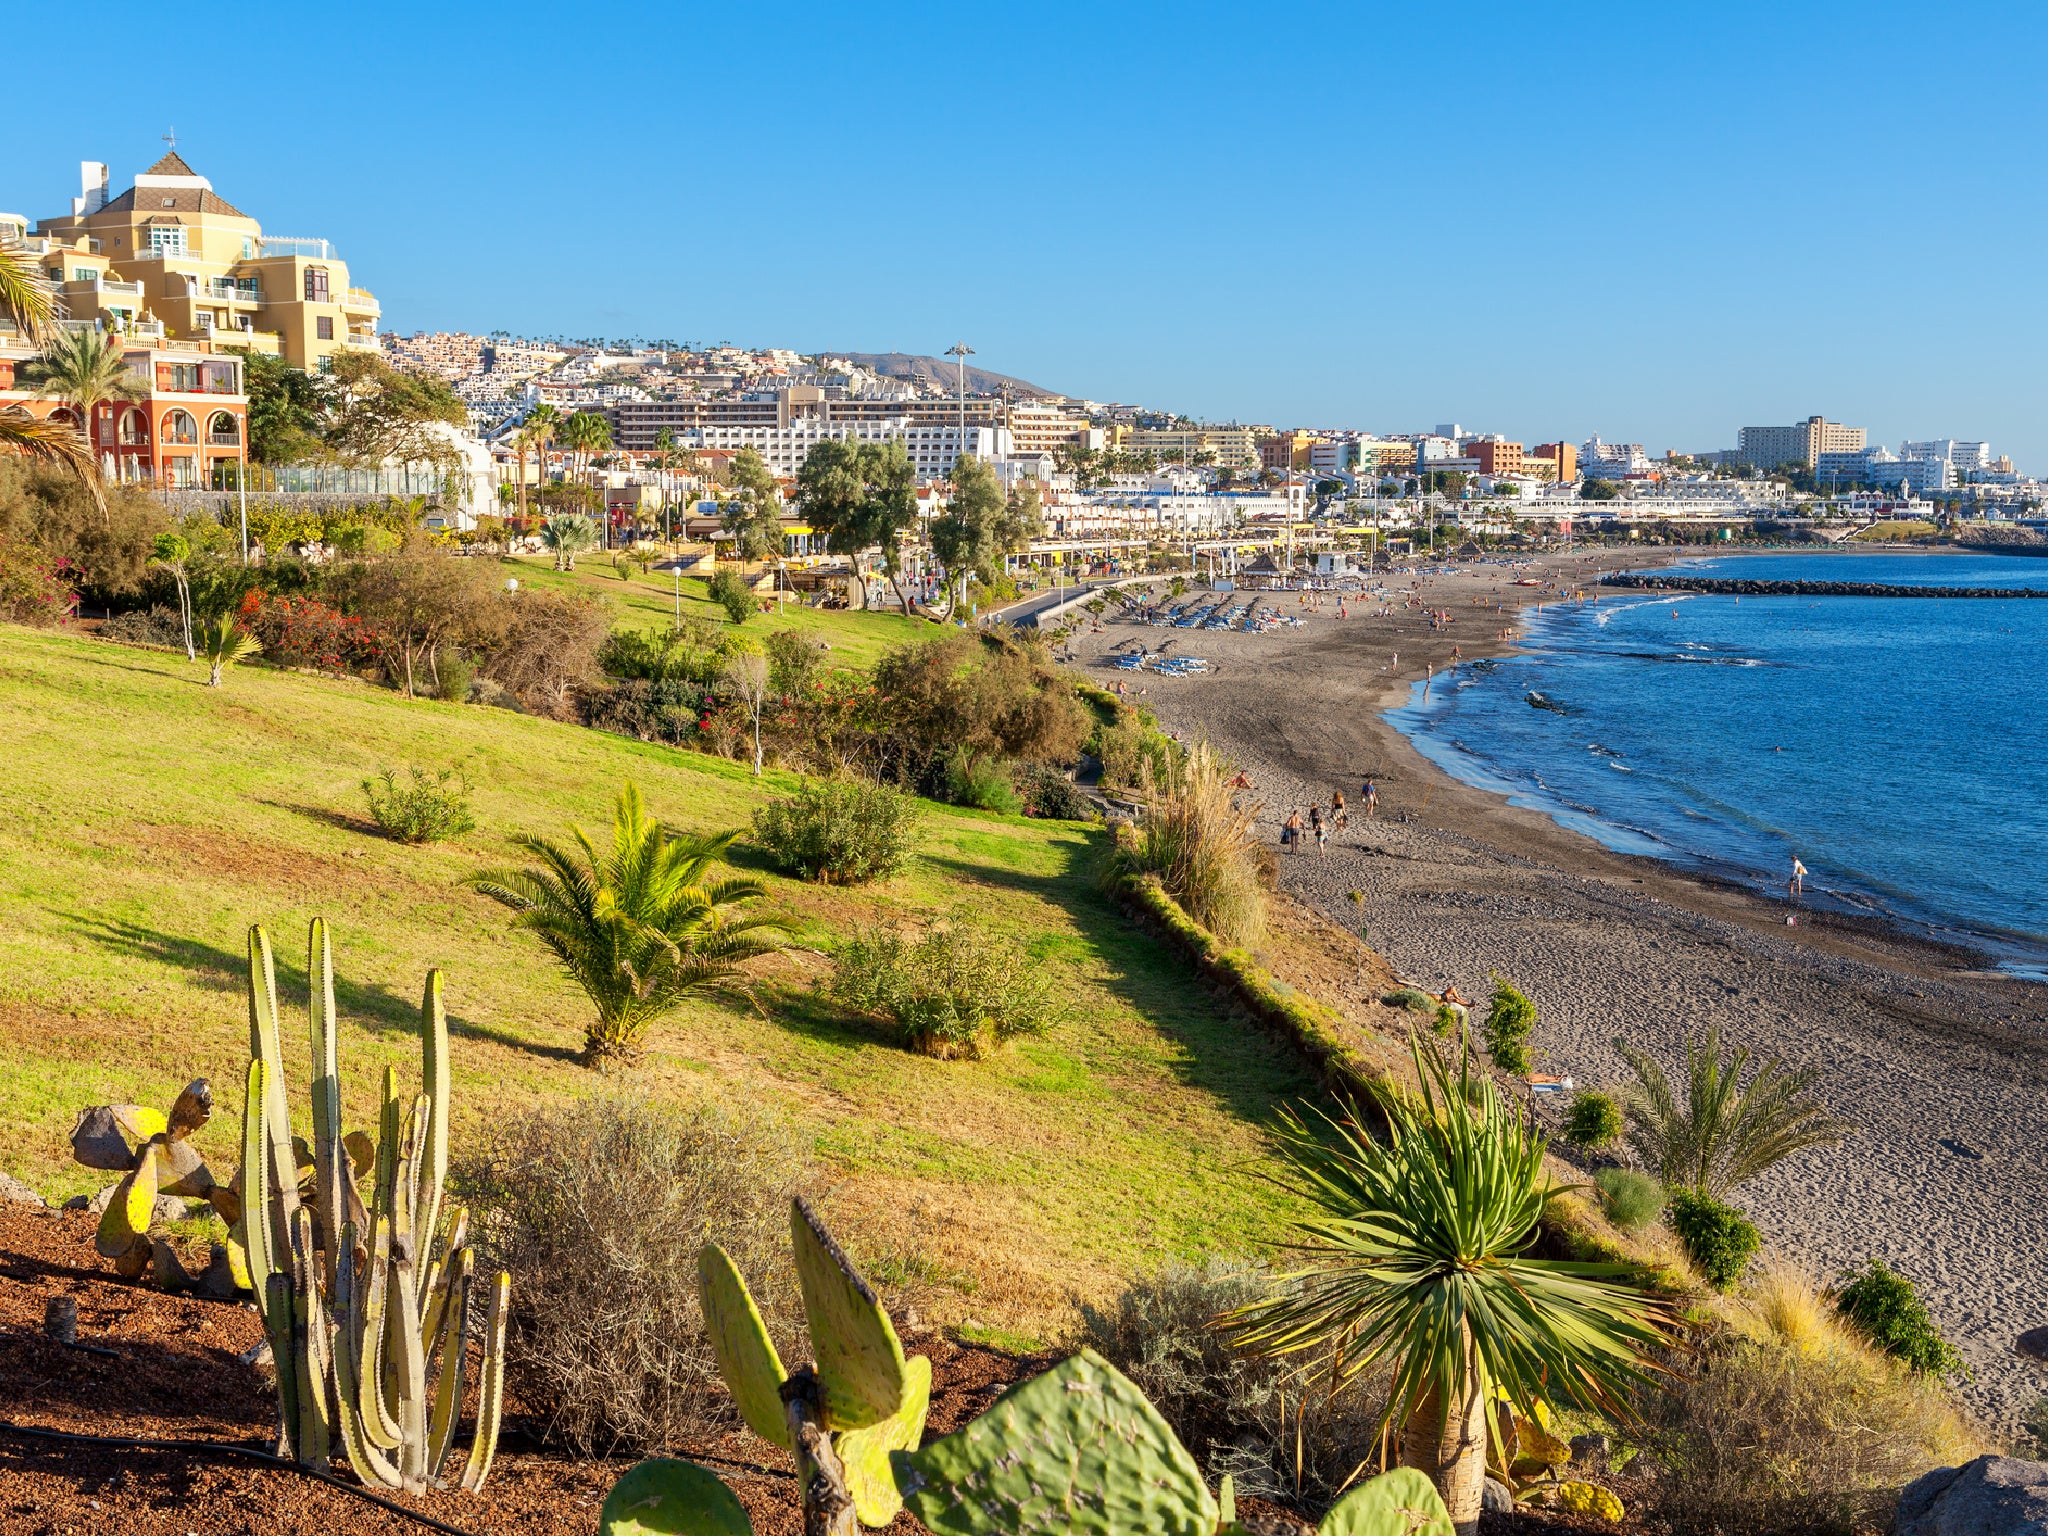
{"left": 0, "top": 625, "right": 1316, "bottom": 1335}
{"left": 498, "top": 553, "right": 930, "bottom": 668}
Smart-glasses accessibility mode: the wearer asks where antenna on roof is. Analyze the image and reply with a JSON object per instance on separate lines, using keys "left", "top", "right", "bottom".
{"left": 163, "top": 127, "right": 177, "bottom": 150}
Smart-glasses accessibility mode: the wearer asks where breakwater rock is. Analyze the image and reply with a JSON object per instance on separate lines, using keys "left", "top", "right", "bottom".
{"left": 1600, "top": 574, "right": 2048, "bottom": 599}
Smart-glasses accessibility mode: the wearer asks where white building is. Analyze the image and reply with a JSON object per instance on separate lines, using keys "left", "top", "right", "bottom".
{"left": 682, "top": 421, "right": 1009, "bottom": 479}
{"left": 1901, "top": 439, "right": 1991, "bottom": 471}
{"left": 1581, "top": 437, "right": 1652, "bottom": 479}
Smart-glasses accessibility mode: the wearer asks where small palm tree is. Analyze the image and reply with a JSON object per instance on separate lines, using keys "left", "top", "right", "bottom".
{"left": 465, "top": 784, "right": 787, "bottom": 1064}
{"left": 1611, "top": 1025, "right": 1849, "bottom": 1199}
{"left": 1, "top": 236, "right": 59, "bottom": 344}
{"left": 1229, "top": 1038, "right": 1670, "bottom": 1533}
{"left": 539, "top": 512, "right": 597, "bottom": 570}
{"left": 198, "top": 614, "right": 260, "bottom": 686}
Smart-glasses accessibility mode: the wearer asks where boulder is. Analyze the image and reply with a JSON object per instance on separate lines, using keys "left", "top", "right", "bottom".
{"left": 1894, "top": 1456, "right": 2048, "bottom": 1535}
{"left": 0, "top": 1171, "right": 46, "bottom": 1207}
{"left": 78, "top": 1185, "right": 189, "bottom": 1223}
{"left": 1483, "top": 1477, "right": 1515, "bottom": 1514}
{"left": 1572, "top": 1431, "right": 1613, "bottom": 1467}
{"left": 70, "top": 1107, "right": 137, "bottom": 1172}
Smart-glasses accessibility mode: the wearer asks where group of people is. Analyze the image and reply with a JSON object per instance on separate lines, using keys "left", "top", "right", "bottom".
{"left": 1280, "top": 779, "right": 1379, "bottom": 852}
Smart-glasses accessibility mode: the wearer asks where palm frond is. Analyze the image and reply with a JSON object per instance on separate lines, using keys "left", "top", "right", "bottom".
{"left": 0, "top": 238, "right": 58, "bottom": 345}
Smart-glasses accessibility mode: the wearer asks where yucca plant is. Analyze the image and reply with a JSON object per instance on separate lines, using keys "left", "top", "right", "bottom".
{"left": 1227, "top": 1036, "right": 1671, "bottom": 1534}
{"left": 466, "top": 783, "right": 788, "bottom": 1063}
{"left": 539, "top": 512, "right": 597, "bottom": 570}
{"left": 199, "top": 614, "right": 261, "bottom": 686}
{"left": 1610, "top": 1025, "right": 1849, "bottom": 1199}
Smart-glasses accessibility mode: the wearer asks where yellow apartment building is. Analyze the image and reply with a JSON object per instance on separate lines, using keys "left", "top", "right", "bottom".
{"left": 26, "top": 153, "right": 380, "bottom": 372}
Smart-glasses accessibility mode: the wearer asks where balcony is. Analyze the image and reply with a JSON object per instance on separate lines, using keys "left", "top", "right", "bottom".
{"left": 101, "top": 277, "right": 145, "bottom": 296}
{"left": 258, "top": 237, "right": 337, "bottom": 260}
{"left": 206, "top": 280, "right": 261, "bottom": 302}
{"left": 341, "top": 334, "right": 382, "bottom": 351}
{"left": 342, "top": 288, "right": 380, "bottom": 313}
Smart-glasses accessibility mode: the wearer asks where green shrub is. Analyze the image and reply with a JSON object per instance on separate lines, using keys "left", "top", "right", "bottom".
{"left": 1564, "top": 1089, "right": 1625, "bottom": 1150}
{"left": 1483, "top": 974, "right": 1537, "bottom": 1074}
{"left": 361, "top": 765, "right": 476, "bottom": 843}
{"left": 434, "top": 648, "right": 477, "bottom": 703}
{"left": 706, "top": 566, "right": 755, "bottom": 625}
{"left": 1094, "top": 708, "right": 1178, "bottom": 793}
{"left": 1668, "top": 1189, "right": 1761, "bottom": 1290}
{"left": 1110, "top": 742, "right": 1265, "bottom": 949}
{"left": 941, "top": 748, "right": 1020, "bottom": 814}
{"left": 750, "top": 777, "right": 918, "bottom": 885}
{"left": 1595, "top": 1168, "right": 1665, "bottom": 1232}
{"left": 1833, "top": 1260, "right": 1964, "bottom": 1377}
{"left": 1016, "top": 761, "right": 1095, "bottom": 821}
{"left": 828, "top": 921, "right": 1061, "bottom": 1058}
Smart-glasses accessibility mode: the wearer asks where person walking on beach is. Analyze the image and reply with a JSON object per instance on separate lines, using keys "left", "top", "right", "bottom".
{"left": 1791, "top": 856, "right": 1808, "bottom": 896}
{"left": 1310, "top": 804, "right": 1327, "bottom": 850}
{"left": 1332, "top": 788, "right": 1348, "bottom": 829}
{"left": 1362, "top": 778, "right": 1378, "bottom": 818}
{"left": 1284, "top": 809, "right": 1304, "bottom": 852}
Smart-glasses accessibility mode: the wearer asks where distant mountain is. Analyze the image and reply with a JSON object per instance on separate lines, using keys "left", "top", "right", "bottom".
{"left": 832, "top": 352, "right": 1060, "bottom": 400}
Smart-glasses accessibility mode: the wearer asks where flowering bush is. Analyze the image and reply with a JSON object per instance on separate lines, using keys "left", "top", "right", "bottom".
{"left": 0, "top": 539, "right": 79, "bottom": 626}
{"left": 237, "top": 590, "right": 379, "bottom": 675}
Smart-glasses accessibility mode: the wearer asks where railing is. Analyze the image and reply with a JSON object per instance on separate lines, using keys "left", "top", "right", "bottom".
{"left": 101, "top": 278, "right": 144, "bottom": 295}
{"left": 259, "top": 237, "right": 336, "bottom": 259}
{"left": 341, "top": 334, "right": 382, "bottom": 350}
{"left": 343, "top": 288, "right": 379, "bottom": 311}
{"left": 207, "top": 281, "right": 260, "bottom": 301}
{"left": 208, "top": 433, "right": 241, "bottom": 448}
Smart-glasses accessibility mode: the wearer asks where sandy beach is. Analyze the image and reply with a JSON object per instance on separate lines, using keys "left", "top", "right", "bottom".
{"left": 1063, "top": 547, "right": 2048, "bottom": 1434}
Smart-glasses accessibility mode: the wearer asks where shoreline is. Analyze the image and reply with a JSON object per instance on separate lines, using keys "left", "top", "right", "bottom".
{"left": 1061, "top": 545, "right": 2048, "bottom": 1433}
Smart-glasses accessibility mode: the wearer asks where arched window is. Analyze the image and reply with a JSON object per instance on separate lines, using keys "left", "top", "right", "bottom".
{"left": 207, "top": 411, "right": 239, "bottom": 445}
{"left": 163, "top": 410, "right": 197, "bottom": 445}
{"left": 119, "top": 408, "right": 148, "bottom": 446}
{"left": 47, "top": 407, "right": 77, "bottom": 430}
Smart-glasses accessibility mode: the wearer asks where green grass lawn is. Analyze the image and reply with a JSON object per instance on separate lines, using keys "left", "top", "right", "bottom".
{"left": 498, "top": 554, "right": 934, "bottom": 670}
{"left": 0, "top": 624, "right": 1315, "bottom": 1332}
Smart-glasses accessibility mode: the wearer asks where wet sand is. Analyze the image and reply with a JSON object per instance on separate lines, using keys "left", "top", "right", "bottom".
{"left": 1064, "top": 547, "right": 2048, "bottom": 1434}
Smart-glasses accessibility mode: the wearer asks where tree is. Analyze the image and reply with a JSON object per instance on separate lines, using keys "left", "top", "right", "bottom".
{"left": 723, "top": 649, "right": 771, "bottom": 775}
{"left": 332, "top": 543, "right": 503, "bottom": 698}
{"left": 930, "top": 454, "right": 1039, "bottom": 597}
{"left": 225, "top": 348, "right": 322, "bottom": 464}
{"left": 22, "top": 326, "right": 145, "bottom": 435}
{"left": 706, "top": 566, "right": 755, "bottom": 625}
{"left": 1228, "top": 1039, "right": 1670, "bottom": 1534}
{"left": 198, "top": 614, "right": 260, "bottom": 687}
{"left": 150, "top": 531, "right": 197, "bottom": 660}
{"left": 464, "top": 784, "right": 788, "bottom": 1063}
{"left": 1610, "top": 1025, "right": 1850, "bottom": 1199}
{"left": 793, "top": 437, "right": 918, "bottom": 613}
{"left": 318, "top": 351, "right": 468, "bottom": 469}
{"left": 540, "top": 512, "right": 598, "bottom": 571}
{"left": 516, "top": 404, "right": 562, "bottom": 522}
{"left": 560, "top": 410, "right": 612, "bottom": 486}
{"left": 720, "top": 447, "right": 783, "bottom": 562}
{"left": 1581, "top": 478, "right": 1621, "bottom": 502}
{"left": 0, "top": 235, "right": 59, "bottom": 345}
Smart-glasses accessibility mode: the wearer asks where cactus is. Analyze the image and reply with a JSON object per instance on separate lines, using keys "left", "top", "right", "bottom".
{"left": 893, "top": 1349, "right": 1216, "bottom": 1536}
{"left": 1553, "top": 1480, "right": 1624, "bottom": 1520}
{"left": 836, "top": 1353, "right": 930, "bottom": 1526}
{"left": 599, "top": 1459, "right": 755, "bottom": 1536}
{"left": 697, "top": 1242, "right": 792, "bottom": 1451}
{"left": 227, "top": 919, "right": 506, "bottom": 1495}
{"left": 1315, "top": 1468, "right": 1454, "bottom": 1535}
{"left": 71, "top": 1080, "right": 239, "bottom": 1295}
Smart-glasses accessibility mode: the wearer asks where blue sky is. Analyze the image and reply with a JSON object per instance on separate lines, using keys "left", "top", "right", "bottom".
{"left": 10, "top": 1, "right": 2047, "bottom": 463}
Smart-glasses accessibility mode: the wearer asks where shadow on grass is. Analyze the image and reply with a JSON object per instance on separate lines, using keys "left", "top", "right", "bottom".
{"left": 893, "top": 844, "right": 1321, "bottom": 1129}
{"left": 257, "top": 798, "right": 382, "bottom": 838}
{"left": 61, "top": 916, "right": 582, "bottom": 1066}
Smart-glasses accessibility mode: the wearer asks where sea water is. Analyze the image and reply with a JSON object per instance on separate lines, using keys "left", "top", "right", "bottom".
{"left": 1386, "top": 551, "right": 2048, "bottom": 971}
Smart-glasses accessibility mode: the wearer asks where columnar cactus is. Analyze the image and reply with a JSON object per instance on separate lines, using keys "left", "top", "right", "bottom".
{"left": 237, "top": 919, "right": 507, "bottom": 1494}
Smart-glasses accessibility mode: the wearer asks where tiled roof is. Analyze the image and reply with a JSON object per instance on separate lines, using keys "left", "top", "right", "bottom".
{"left": 142, "top": 150, "right": 198, "bottom": 177}
{"left": 98, "top": 186, "right": 251, "bottom": 220}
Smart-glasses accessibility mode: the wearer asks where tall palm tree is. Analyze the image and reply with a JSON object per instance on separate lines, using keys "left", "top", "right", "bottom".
{"left": 24, "top": 326, "right": 146, "bottom": 439}
{"left": 0, "top": 239, "right": 103, "bottom": 504}
{"left": 524, "top": 402, "right": 561, "bottom": 504}
{"left": 1611, "top": 1025, "right": 1849, "bottom": 1199}
{"left": 465, "top": 784, "right": 787, "bottom": 1064}
{"left": 1229, "top": 1038, "right": 1670, "bottom": 1535}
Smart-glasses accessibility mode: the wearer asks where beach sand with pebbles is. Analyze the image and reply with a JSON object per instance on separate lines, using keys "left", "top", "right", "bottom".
{"left": 1060, "top": 546, "right": 2048, "bottom": 1434}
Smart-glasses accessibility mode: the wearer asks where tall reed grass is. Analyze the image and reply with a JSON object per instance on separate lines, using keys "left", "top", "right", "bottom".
{"left": 1114, "top": 741, "right": 1267, "bottom": 948}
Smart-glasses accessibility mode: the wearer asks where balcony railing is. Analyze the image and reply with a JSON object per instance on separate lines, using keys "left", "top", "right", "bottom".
{"left": 207, "top": 280, "right": 261, "bottom": 302}
{"left": 343, "top": 288, "right": 380, "bottom": 311}
{"left": 101, "top": 278, "right": 145, "bottom": 295}
{"left": 258, "top": 237, "right": 337, "bottom": 260}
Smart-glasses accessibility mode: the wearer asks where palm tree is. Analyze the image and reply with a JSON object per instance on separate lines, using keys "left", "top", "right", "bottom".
{"left": 539, "top": 513, "right": 597, "bottom": 571}
{"left": 1, "top": 236, "right": 59, "bottom": 344}
{"left": 465, "top": 784, "right": 787, "bottom": 1063}
{"left": 1610, "top": 1026, "right": 1849, "bottom": 1199}
{"left": 524, "top": 402, "right": 561, "bottom": 502}
{"left": 0, "top": 239, "right": 103, "bottom": 504}
{"left": 1229, "top": 1038, "right": 1670, "bottom": 1534}
{"left": 198, "top": 614, "right": 261, "bottom": 687}
{"left": 24, "top": 325, "right": 146, "bottom": 442}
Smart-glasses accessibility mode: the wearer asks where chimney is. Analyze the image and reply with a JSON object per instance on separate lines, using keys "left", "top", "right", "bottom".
{"left": 78, "top": 161, "right": 110, "bottom": 215}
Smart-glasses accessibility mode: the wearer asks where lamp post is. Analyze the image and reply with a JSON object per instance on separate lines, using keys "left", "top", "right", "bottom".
{"left": 945, "top": 340, "right": 973, "bottom": 451}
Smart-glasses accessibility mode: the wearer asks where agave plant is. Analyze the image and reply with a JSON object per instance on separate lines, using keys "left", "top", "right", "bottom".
{"left": 465, "top": 783, "right": 788, "bottom": 1063}
{"left": 199, "top": 614, "right": 261, "bottom": 686}
{"left": 1226, "top": 1036, "right": 1670, "bottom": 1534}
{"left": 1610, "top": 1025, "right": 1849, "bottom": 1198}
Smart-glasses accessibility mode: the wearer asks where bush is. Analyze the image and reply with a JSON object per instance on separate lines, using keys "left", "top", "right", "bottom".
{"left": 1833, "top": 1260, "right": 1964, "bottom": 1377}
{"left": 1564, "top": 1089, "right": 1624, "bottom": 1149}
{"left": 828, "top": 921, "right": 1061, "bottom": 1058}
{"left": 1111, "top": 742, "right": 1265, "bottom": 949}
{"left": 1016, "top": 761, "right": 1095, "bottom": 821}
{"left": 941, "top": 748, "right": 1020, "bottom": 813}
{"left": 1642, "top": 1275, "right": 1981, "bottom": 1536}
{"left": 1595, "top": 1168, "right": 1665, "bottom": 1231}
{"left": 867, "top": 631, "right": 1092, "bottom": 782}
{"left": 751, "top": 776, "right": 919, "bottom": 884}
{"left": 1094, "top": 707, "right": 1177, "bottom": 793}
{"left": 239, "top": 592, "right": 378, "bottom": 676}
{"left": 478, "top": 587, "right": 609, "bottom": 718}
{"left": 1668, "top": 1189, "right": 1761, "bottom": 1290}
{"left": 0, "top": 536, "right": 78, "bottom": 625}
{"left": 453, "top": 1095, "right": 809, "bottom": 1456}
{"left": 582, "top": 678, "right": 704, "bottom": 745}
{"left": 361, "top": 766, "right": 476, "bottom": 844}
{"left": 1082, "top": 1258, "right": 1389, "bottom": 1509}
{"left": 434, "top": 648, "right": 477, "bottom": 703}
{"left": 1483, "top": 974, "right": 1536, "bottom": 1074}
{"left": 706, "top": 566, "right": 754, "bottom": 625}
{"left": 101, "top": 605, "right": 187, "bottom": 649}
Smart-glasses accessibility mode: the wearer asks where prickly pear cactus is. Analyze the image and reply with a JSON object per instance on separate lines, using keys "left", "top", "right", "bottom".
{"left": 94, "top": 1138, "right": 160, "bottom": 1260}
{"left": 836, "top": 1352, "right": 930, "bottom": 1526}
{"left": 891, "top": 1348, "right": 1215, "bottom": 1536}
{"left": 599, "top": 1458, "right": 754, "bottom": 1536}
{"left": 697, "top": 1243, "right": 792, "bottom": 1451}
{"left": 1316, "top": 1468, "right": 1455, "bottom": 1536}
{"left": 790, "top": 1197, "right": 907, "bottom": 1431}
